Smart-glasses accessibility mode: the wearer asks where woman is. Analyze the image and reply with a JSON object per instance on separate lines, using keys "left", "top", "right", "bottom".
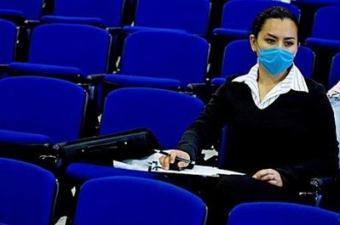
{"left": 160, "top": 6, "right": 339, "bottom": 225}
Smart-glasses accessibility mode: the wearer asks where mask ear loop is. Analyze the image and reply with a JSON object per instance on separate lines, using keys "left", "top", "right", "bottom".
{"left": 254, "top": 41, "right": 263, "bottom": 64}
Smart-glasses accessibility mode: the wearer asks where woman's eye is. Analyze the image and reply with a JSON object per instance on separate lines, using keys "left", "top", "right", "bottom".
{"left": 265, "top": 39, "right": 275, "bottom": 44}
{"left": 285, "top": 41, "right": 294, "bottom": 47}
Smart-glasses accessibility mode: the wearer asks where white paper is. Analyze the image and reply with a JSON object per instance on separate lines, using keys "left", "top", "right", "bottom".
{"left": 113, "top": 152, "right": 245, "bottom": 177}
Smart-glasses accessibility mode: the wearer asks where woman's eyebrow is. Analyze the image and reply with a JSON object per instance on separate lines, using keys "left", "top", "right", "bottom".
{"left": 266, "top": 33, "right": 278, "bottom": 39}
{"left": 284, "top": 37, "right": 296, "bottom": 40}
{"left": 266, "top": 33, "right": 296, "bottom": 40}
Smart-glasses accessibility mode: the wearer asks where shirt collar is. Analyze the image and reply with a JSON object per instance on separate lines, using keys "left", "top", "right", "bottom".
{"left": 232, "top": 63, "right": 309, "bottom": 93}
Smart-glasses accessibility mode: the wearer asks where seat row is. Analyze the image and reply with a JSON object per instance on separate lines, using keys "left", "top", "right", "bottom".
{"left": 0, "top": 76, "right": 204, "bottom": 146}
{"left": 1, "top": 157, "right": 340, "bottom": 225}
{"left": 0, "top": 0, "right": 339, "bottom": 39}
{"left": 0, "top": 1, "right": 339, "bottom": 83}
{"left": 1, "top": 21, "right": 339, "bottom": 92}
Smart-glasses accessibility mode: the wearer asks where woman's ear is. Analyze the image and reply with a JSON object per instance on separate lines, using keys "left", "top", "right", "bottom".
{"left": 249, "top": 34, "right": 257, "bottom": 52}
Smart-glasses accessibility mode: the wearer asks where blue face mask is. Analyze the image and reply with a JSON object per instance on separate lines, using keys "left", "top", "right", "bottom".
{"left": 258, "top": 47, "right": 295, "bottom": 76}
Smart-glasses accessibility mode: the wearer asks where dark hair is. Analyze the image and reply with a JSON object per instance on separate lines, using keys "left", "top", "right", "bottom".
{"left": 251, "top": 6, "right": 299, "bottom": 38}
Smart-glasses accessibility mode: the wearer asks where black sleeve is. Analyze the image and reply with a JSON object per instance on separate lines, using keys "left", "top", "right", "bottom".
{"left": 177, "top": 81, "right": 232, "bottom": 161}
{"left": 277, "top": 85, "right": 339, "bottom": 187}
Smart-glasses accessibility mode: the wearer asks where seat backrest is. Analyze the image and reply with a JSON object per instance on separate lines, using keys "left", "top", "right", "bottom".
{"left": 53, "top": 0, "right": 125, "bottom": 27}
{"left": 134, "top": 0, "right": 210, "bottom": 36}
{"left": 0, "top": 76, "right": 87, "bottom": 143}
{"left": 100, "top": 88, "right": 204, "bottom": 149}
{"left": 329, "top": 53, "right": 340, "bottom": 88}
{"left": 0, "top": 19, "right": 17, "bottom": 64}
{"left": 29, "top": 24, "right": 111, "bottom": 75}
{"left": 0, "top": 0, "right": 44, "bottom": 20}
{"left": 228, "top": 202, "right": 340, "bottom": 225}
{"left": 0, "top": 158, "right": 57, "bottom": 225}
{"left": 221, "top": 39, "right": 315, "bottom": 78}
{"left": 120, "top": 31, "right": 209, "bottom": 85}
{"left": 293, "top": 0, "right": 340, "bottom": 5}
{"left": 311, "top": 6, "right": 340, "bottom": 40}
{"left": 73, "top": 176, "right": 206, "bottom": 225}
{"left": 221, "top": 0, "right": 300, "bottom": 31}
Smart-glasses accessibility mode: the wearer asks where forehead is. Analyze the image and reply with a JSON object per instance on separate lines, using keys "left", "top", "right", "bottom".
{"left": 259, "top": 18, "right": 297, "bottom": 38}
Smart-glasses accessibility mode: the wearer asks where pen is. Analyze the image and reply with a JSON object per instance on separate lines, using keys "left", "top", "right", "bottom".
{"left": 155, "top": 149, "right": 195, "bottom": 165}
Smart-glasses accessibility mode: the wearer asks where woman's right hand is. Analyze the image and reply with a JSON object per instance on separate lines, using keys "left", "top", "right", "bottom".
{"left": 159, "top": 150, "right": 191, "bottom": 170}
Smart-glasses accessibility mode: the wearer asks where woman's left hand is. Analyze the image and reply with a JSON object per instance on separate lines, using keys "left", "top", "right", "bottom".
{"left": 252, "top": 168, "right": 283, "bottom": 187}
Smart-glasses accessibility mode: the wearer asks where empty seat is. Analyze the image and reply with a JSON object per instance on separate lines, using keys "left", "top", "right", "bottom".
{"left": 213, "top": 0, "right": 300, "bottom": 39}
{"left": 41, "top": 0, "right": 125, "bottom": 27}
{"left": 66, "top": 88, "right": 204, "bottom": 181}
{"left": 0, "top": 157, "right": 57, "bottom": 225}
{"left": 0, "top": 19, "right": 17, "bottom": 64}
{"left": 329, "top": 53, "right": 340, "bottom": 88}
{"left": 8, "top": 23, "right": 111, "bottom": 80}
{"left": 99, "top": 88, "right": 204, "bottom": 147}
{"left": 294, "top": 0, "right": 340, "bottom": 6}
{"left": 0, "top": 0, "right": 44, "bottom": 22}
{"left": 211, "top": 40, "right": 315, "bottom": 85}
{"left": 105, "top": 31, "right": 209, "bottom": 90}
{"left": 73, "top": 176, "right": 207, "bottom": 225}
{"left": 305, "top": 6, "right": 340, "bottom": 50}
{"left": 0, "top": 76, "right": 87, "bottom": 144}
{"left": 228, "top": 202, "right": 340, "bottom": 225}
{"left": 123, "top": 0, "right": 210, "bottom": 36}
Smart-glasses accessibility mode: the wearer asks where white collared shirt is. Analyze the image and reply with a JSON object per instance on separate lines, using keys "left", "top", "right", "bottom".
{"left": 232, "top": 64, "right": 309, "bottom": 109}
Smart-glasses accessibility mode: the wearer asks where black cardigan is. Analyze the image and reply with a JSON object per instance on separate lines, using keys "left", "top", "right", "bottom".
{"left": 178, "top": 78, "right": 339, "bottom": 187}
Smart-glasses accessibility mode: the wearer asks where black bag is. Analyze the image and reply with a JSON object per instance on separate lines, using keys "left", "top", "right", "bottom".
{"left": 0, "top": 128, "right": 160, "bottom": 168}
{"left": 58, "top": 128, "right": 160, "bottom": 164}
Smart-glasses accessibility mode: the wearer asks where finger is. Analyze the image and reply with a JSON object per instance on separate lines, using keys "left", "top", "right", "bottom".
{"left": 268, "top": 180, "right": 280, "bottom": 186}
{"left": 169, "top": 152, "right": 177, "bottom": 164}
{"left": 252, "top": 172, "right": 261, "bottom": 179}
{"left": 252, "top": 170, "right": 268, "bottom": 179}
{"left": 256, "top": 169, "right": 275, "bottom": 178}
{"left": 259, "top": 174, "right": 275, "bottom": 181}
{"left": 159, "top": 155, "right": 165, "bottom": 166}
{"left": 162, "top": 156, "right": 171, "bottom": 170}
{"left": 177, "top": 161, "right": 189, "bottom": 168}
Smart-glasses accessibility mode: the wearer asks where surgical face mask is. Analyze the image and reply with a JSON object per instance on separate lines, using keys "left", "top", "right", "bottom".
{"left": 257, "top": 47, "right": 295, "bottom": 76}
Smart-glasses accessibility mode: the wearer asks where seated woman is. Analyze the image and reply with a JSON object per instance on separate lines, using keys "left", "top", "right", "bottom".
{"left": 159, "top": 6, "right": 339, "bottom": 225}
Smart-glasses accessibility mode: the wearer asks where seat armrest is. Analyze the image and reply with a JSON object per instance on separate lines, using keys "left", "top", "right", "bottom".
{"left": 106, "top": 26, "right": 123, "bottom": 36}
{"left": 85, "top": 73, "right": 106, "bottom": 83}
{"left": 299, "top": 175, "right": 338, "bottom": 206}
{"left": 0, "top": 64, "right": 8, "bottom": 72}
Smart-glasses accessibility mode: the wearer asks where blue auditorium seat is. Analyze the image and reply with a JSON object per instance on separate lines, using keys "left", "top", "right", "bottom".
{"left": 211, "top": 40, "right": 315, "bottom": 85}
{"left": 329, "top": 53, "right": 340, "bottom": 88}
{"left": 123, "top": 0, "right": 210, "bottom": 36}
{"left": 228, "top": 202, "right": 340, "bottom": 225}
{"left": 0, "top": 0, "right": 44, "bottom": 22}
{"left": 66, "top": 88, "right": 204, "bottom": 182}
{"left": 0, "top": 158, "right": 57, "bottom": 225}
{"left": 305, "top": 6, "right": 340, "bottom": 50}
{"left": 294, "top": 0, "right": 340, "bottom": 6}
{"left": 8, "top": 24, "right": 111, "bottom": 80}
{"left": 0, "top": 19, "right": 17, "bottom": 64}
{"left": 213, "top": 0, "right": 301, "bottom": 39}
{"left": 105, "top": 31, "right": 209, "bottom": 90}
{"left": 0, "top": 76, "right": 87, "bottom": 144}
{"left": 41, "top": 0, "right": 125, "bottom": 27}
{"left": 73, "top": 176, "right": 207, "bottom": 225}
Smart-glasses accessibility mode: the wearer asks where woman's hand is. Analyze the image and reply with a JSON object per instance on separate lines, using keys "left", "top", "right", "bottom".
{"left": 252, "top": 169, "right": 283, "bottom": 187}
{"left": 159, "top": 150, "right": 190, "bottom": 170}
